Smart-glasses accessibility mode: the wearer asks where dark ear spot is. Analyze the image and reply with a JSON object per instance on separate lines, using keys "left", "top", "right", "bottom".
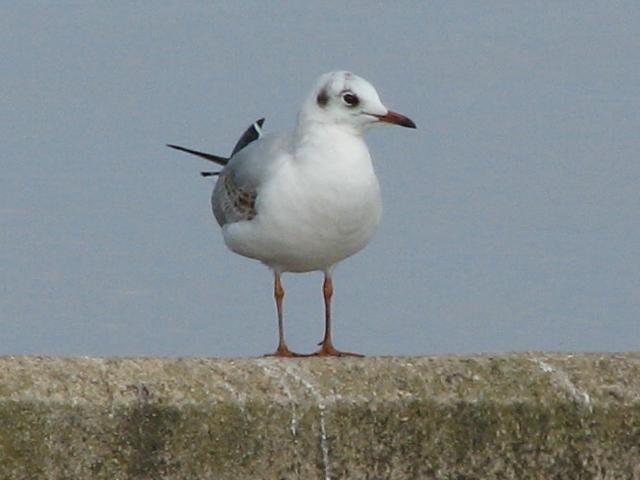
{"left": 316, "top": 88, "right": 329, "bottom": 107}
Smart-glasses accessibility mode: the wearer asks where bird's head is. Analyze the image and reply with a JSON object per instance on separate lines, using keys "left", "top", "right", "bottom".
{"left": 298, "top": 71, "right": 416, "bottom": 134}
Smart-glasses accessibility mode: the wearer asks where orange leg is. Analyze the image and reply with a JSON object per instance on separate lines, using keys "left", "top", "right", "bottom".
{"left": 264, "top": 272, "right": 304, "bottom": 357}
{"left": 310, "top": 274, "right": 364, "bottom": 357}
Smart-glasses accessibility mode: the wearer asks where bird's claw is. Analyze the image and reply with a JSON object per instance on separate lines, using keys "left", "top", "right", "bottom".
{"left": 307, "top": 343, "right": 364, "bottom": 357}
{"left": 263, "top": 345, "right": 307, "bottom": 358}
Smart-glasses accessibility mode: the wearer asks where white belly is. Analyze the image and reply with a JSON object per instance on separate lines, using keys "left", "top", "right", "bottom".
{"left": 222, "top": 158, "right": 382, "bottom": 272}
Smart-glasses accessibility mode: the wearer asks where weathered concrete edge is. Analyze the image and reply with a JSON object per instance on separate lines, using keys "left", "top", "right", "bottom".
{"left": 1, "top": 353, "right": 639, "bottom": 480}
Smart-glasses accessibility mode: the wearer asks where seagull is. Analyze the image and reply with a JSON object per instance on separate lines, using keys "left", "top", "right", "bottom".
{"left": 168, "top": 71, "right": 415, "bottom": 357}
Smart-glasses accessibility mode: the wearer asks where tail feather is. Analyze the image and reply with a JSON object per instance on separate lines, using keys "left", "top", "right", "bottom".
{"left": 167, "top": 117, "right": 265, "bottom": 176}
{"left": 166, "top": 144, "right": 228, "bottom": 166}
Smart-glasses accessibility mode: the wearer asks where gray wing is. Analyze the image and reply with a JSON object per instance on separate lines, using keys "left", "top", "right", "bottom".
{"left": 213, "top": 171, "right": 258, "bottom": 224}
{"left": 212, "top": 133, "right": 291, "bottom": 226}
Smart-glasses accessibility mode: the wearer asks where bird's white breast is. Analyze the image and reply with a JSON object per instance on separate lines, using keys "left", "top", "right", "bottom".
{"left": 222, "top": 128, "right": 382, "bottom": 272}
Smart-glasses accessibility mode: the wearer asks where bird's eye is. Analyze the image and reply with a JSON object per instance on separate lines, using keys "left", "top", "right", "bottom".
{"left": 341, "top": 92, "right": 359, "bottom": 107}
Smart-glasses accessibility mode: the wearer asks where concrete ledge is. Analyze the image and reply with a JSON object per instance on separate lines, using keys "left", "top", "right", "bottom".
{"left": 1, "top": 354, "right": 639, "bottom": 479}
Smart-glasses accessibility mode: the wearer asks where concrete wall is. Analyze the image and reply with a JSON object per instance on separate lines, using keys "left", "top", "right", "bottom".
{"left": 0, "top": 353, "right": 639, "bottom": 479}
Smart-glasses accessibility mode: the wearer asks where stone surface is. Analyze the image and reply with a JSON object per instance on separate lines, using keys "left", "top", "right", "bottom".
{"left": 0, "top": 353, "right": 639, "bottom": 479}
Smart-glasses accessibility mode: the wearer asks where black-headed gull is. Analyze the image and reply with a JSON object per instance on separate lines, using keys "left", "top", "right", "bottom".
{"left": 168, "top": 71, "right": 415, "bottom": 357}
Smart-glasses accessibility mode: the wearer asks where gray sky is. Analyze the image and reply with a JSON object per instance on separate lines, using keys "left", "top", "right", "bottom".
{"left": 2, "top": 2, "right": 639, "bottom": 357}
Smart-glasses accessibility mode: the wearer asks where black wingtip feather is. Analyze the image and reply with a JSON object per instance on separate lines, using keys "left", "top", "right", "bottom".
{"left": 230, "top": 117, "right": 266, "bottom": 156}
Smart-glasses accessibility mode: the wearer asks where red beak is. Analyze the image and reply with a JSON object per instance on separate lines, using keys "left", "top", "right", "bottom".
{"left": 374, "top": 111, "right": 416, "bottom": 129}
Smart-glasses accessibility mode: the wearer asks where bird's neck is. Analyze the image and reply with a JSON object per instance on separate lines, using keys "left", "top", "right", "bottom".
{"left": 293, "top": 121, "right": 369, "bottom": 167}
